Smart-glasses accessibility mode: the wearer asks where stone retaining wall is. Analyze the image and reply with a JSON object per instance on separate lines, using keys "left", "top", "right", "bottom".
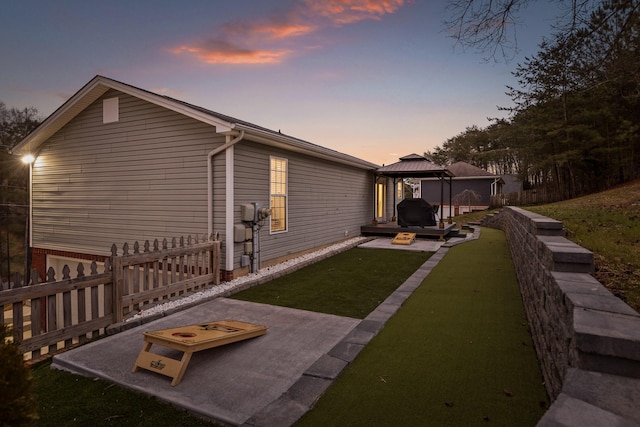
{"left": 481, "top": 207, "right": 640, "bottom": 426}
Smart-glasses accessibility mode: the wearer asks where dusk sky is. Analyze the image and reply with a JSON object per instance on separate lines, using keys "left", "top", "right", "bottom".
{"left": 1, "top": 0, "right": 558, "bottom": 166}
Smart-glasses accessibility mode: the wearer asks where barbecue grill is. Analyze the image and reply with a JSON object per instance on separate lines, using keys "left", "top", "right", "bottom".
{"left": 397, "top": 198, "right": 437, "bottom": 227}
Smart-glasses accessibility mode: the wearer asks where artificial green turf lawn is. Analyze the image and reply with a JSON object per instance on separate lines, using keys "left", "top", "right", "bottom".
{"left": 30, "top": 361, "right": 217, "bottom": 427}
{"left": 231, "top": 247, "right": 433, "bottom": 319}
{"left": 29, "top": 246, "right": 429, "bottom": 426}
{"left": 297, "top": 227, "right": 549, "bottom": 427}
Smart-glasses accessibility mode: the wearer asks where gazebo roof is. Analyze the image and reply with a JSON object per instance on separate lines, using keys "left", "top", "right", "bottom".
{"left": 376, "top": 154, "right": 453, "bottom": 178}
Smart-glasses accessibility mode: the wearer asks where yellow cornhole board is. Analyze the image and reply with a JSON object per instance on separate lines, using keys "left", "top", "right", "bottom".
{"left": 392, "top": 232, "right": 416, "bottom": 245}
{"left": 132, "top": 319, "right": 267, "bottom": 386}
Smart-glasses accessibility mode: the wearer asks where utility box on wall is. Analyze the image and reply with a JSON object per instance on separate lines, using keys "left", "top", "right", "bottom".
{"left": 240, "top": 204, "right": 255, "bottom": 222}
{"left": 241, "top": 202, "right": 271, "bottom": 223}
{"left": 240, "top": 255, "right": 250, "bottom": 267}
{"left": 233, "top": 224, "right": 251, "bottom": 242}
{"left": 244, "top": 242, "right": 253, "bottom": 255}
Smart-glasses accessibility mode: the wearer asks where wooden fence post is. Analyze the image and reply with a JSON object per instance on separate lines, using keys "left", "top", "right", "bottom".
{"left": 111, "top": 244, "right": 123, "bottom": 324}
{"left": 211, "top": 233, "right": 220, "bottom": 286}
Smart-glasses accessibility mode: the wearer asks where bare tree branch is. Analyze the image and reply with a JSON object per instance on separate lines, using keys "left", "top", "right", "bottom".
{"left": 443, "top": 0, "right": 603, "bottom": 62}
{"left": 444, "top": 0, "right": 526, "bottom": 62}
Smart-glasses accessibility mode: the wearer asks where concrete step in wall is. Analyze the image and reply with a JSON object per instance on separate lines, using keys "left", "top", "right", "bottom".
{"left": 510, "top": 206, "right": 565, "bottom": 236}
{"left": 553, "top": 271, "right": 640, "bottom": 377}
{"left": 538, "top": 369, "right": 640, "bottom": 426}
{"left": 538, "top": 235, "right": 594, "bottom": 273}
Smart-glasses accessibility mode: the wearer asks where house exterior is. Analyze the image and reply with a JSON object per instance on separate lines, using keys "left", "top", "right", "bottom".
{"left": 13, "top": 76, "right": 378, "bottom": 281}
{"left": 420, "top": 161, "right": 503, "bottom": 216}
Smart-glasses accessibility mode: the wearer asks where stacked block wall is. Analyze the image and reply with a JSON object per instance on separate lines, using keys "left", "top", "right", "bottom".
{"left": 482, "top": 207, "right": 640, "bottom": 425}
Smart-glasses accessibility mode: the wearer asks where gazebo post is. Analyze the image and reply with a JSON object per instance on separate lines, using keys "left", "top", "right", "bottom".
{"left": 372, "top": 175, "right": 378, "bottom": 225}
{"left": 449, "top": 175, "right": 453, "bottom": 221}
{"left": 439, "top": 173, "right": 444, "bottom": 221}
{"left": 392, "top": 177, "right": 397, "bottom": 221}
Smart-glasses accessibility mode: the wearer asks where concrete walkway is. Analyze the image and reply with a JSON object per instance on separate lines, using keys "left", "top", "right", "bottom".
{"left": 52, "top": 232, "right": 476, "bottom": 426}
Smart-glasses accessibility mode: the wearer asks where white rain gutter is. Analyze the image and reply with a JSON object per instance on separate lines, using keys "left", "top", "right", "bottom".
{"left": 207, "top": 130, "right": 245, "bottom": 272}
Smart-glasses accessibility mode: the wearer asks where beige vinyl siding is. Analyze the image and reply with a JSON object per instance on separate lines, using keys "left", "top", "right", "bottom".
{"left": 32, "top": 90, "right": 225, "bottom": 256}
{"left": 231, "top": 143, "right": 270, "bottom": 266}
{"left": 233, "top": 141, "right": 373, "bottom": 268}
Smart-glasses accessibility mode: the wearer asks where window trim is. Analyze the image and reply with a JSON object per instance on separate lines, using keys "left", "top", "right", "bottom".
{"left": 269, "top": 156, "right": 288, "bottom": 234}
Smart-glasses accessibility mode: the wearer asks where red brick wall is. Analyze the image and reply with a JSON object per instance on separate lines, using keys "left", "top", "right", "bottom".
{"left": 220, "top": 269, "right": 234, "bottom": 282}
{"left": 31, "top": 247, "right": 109, "bottom": 282}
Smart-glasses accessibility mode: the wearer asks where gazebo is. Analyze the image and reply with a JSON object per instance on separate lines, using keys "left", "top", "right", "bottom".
{"left": 361, "top": 154, "right": 455, "bottom": 239}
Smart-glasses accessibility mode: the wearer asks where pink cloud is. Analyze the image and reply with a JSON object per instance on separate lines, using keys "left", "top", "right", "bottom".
{"left": 171, "top": 43, "right": 291, "bottom": 65}
{"left": 302, "top": 0, "right": 406, "bottom": 25}
{"left": 170, "top": 0, "right": 407, "bottom": 65}
{"left": 255, "top": 22, "right": 317, "bottom": 39}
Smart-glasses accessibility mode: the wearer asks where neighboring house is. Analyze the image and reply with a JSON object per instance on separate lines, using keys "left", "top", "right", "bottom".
{"left": 420, "top": 161, "right": 504, "bottom": 216}
{"left": 13, "top": 76, "right": 378, "bottom": 281}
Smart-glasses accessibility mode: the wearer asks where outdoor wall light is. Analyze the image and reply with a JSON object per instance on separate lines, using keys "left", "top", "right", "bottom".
{"left": 21, "top": 154, "right": 35, "bottom": 164}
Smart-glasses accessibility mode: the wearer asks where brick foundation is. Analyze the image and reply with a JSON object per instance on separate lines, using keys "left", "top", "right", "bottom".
{"left": 220, "top": 269, "right": 234, "bottom": 282}
{"left": 31, "top": 247, "right": 109, "bottom": 282}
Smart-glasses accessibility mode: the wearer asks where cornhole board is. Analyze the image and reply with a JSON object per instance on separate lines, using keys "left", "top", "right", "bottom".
{"left": 392, "top": 232, "right": 416, "bottom": 245}
{"left": 132, "top": 319, "right": 267, "bottom": 386}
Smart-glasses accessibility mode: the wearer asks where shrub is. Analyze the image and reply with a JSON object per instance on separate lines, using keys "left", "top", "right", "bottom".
{"left": 0, "top": 323, "right": 37, "bottom": 426}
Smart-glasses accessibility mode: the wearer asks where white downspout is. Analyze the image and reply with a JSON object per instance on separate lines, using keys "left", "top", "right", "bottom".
{"left": 207, "top": 130, "right": 245, "bottom": 273}
{"left": 224, "top": 146, "right": 235, "bottom": 273}
{"left": 494, "top": 177, "right": 500, "bottom": 195}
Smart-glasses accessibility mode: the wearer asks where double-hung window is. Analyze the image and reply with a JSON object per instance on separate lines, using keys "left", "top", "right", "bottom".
{"left": 270, "top": 157, "right": 287, "bottom": 233}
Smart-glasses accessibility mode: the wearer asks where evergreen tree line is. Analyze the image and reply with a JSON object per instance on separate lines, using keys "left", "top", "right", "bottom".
{"left": 0, "top": 101, "right": 40, "bottom": 194}
{"left": 429, "top": 0, "right": 640, "bottom": 199}
{"left": 0, "top": 102, "right": 41, "bottom": 281}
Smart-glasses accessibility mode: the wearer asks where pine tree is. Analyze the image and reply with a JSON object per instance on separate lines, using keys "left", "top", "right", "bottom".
{"left": 0, "top": 323, "right": 38, "bottom": 426}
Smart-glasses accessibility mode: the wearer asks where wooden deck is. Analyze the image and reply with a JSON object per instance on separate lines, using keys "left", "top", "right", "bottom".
{"left": 361, "top": 221, "right": 457, "bottom": 240}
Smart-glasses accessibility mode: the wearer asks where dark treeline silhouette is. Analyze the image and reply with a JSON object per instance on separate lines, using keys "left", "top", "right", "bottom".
{"left": 432, "top": 0, "right": 640, "bottom": 200}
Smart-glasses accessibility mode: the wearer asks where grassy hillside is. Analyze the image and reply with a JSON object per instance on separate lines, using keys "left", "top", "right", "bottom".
{"left": 458, "top": 180, "right": 640, "bottom": 313}
{"left": 526, "top": 180, "right": 640, "bottom": 312}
